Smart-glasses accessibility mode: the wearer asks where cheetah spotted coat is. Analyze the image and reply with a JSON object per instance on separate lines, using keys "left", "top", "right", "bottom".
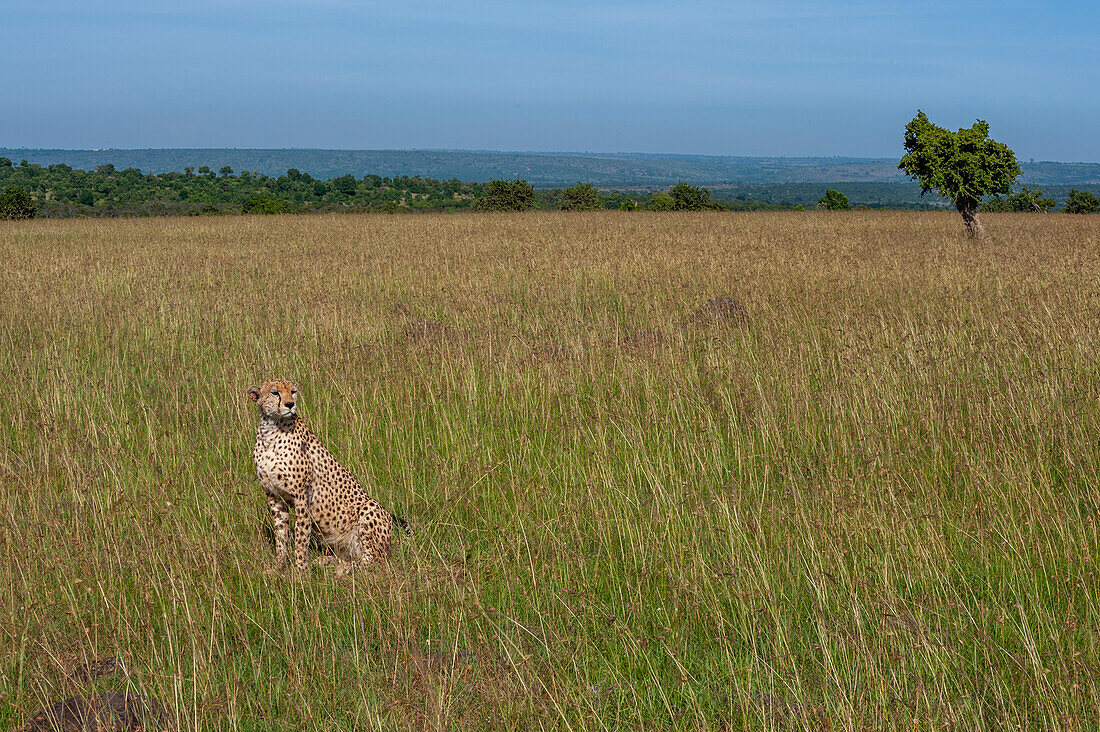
{"left": 247, "top": 379, "right": 409, "bottom": 571}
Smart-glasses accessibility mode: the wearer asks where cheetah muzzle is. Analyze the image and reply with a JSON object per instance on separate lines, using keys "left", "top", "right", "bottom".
{"left": 247, "top": 379, "right": 411, "bottom": 572}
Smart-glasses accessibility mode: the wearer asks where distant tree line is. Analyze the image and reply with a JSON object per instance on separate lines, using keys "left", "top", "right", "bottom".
{"left": 0, "top": 157, "right": 483, "bottom": 218}
{"left": 0, "top": 155, "right": 1095, "bottom": 220}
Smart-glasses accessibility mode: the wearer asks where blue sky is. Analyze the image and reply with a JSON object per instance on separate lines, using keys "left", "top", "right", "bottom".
{"left": 3, "top": 0, "right": 1098, "bottom": 160}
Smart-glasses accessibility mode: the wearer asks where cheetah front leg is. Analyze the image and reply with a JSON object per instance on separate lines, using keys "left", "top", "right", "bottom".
{"left": 268, "top": 496, "right": 290, "bottom": 569}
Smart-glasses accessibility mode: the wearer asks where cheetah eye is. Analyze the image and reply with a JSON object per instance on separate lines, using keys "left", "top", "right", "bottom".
{"left": 291, "top": 390, "right": 297, "bottom": 395}
{"left": 270, "top": 390, "right": 279, "bottom": 396}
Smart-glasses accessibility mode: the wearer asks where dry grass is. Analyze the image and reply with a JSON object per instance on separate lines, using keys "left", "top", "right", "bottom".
{"left": 1, "top": 210, "right": 1099, "bottom": 730}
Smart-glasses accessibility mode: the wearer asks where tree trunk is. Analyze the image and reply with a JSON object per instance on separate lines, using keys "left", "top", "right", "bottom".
{"left": 957, "top": 200, "right": 986, "bottom": 239}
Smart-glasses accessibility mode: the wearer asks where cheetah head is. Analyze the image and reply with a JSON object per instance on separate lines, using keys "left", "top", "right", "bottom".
{"left": 246, "top": 379, "right": 299, "bottom": 420}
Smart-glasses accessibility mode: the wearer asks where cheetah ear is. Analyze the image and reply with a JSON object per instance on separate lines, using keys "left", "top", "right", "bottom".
{"left": 246, "top": 385, "right": 261, "bottom": 402}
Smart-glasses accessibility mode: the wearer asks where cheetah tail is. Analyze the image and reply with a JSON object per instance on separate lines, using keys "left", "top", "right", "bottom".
{"left": 392, "top": 513, "right": 413, "bottom": 536}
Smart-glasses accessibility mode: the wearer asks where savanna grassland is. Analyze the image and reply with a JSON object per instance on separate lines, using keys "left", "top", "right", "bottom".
{"left": 1, "top": 211, "right": 1099, "bottom": 730}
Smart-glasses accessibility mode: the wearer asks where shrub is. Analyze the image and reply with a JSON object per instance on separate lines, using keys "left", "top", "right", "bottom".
{"left": 646, "top": 192, "right": 675, "bottom": 211}
{"left": 242, "top": 195, "right": 294, "bottom": 215}
{"left": 0, "top": 186, "right": 36, "bottom": 220}
{"left": 1064, "top": 190, "right": 1099, "bottom": 214}
{"left": 475, "top": 179, "right": 536, "bottom": 211}
{"left": 983, "top": 186, "right": 1055, "bottom": 213}
{"left": 669, "top": 182, "right": 716, "bottom": 210}
{"left": 559, "top": 183, "right": 603, "bottom": 211}
{"left": 817, "top": 189, "right": 851, "bottom": 211}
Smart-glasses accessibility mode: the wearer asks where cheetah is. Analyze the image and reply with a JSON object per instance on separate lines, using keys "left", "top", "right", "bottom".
{"left": 246, "top": 379, "right": 411, "bottom": 572}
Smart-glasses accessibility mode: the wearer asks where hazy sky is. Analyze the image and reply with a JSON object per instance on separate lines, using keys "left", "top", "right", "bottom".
{"left": 3, "top": 0, "right": 1098, "bottom": 160}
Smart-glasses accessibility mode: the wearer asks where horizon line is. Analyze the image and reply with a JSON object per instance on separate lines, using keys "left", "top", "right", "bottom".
{"left": 2, "top": 146, "right": 1096, "bottom": 166}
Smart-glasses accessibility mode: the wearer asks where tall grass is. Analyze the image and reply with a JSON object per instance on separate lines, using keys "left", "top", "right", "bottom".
{"left": 1, "top": 211, "right": 1099, "bottom": 730}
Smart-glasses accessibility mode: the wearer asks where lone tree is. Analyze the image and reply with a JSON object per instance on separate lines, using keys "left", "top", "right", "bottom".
{"left": 475, "top": 179, "right": 536, "bottom": 211}
{"left": 898, "top": 110, "right": 1020, "bottom": 238}
{"left": 817, "top": 189, "right": 851, "bottom": 210}
{"left": 1064, "top": 189, "right": 1099, "bottom": 214}
{"left": 0, "top": 186, "right": 36, "bottom": 220}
